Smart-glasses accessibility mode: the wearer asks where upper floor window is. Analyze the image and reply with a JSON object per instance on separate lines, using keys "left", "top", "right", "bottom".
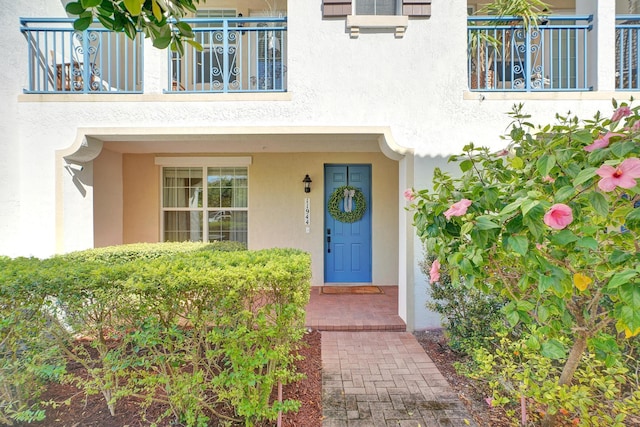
{"left": 355, "top": 0, "right": 399, "bottom": 15}
{"left": 194, "top": 8, "right": 237, "bottom": 25}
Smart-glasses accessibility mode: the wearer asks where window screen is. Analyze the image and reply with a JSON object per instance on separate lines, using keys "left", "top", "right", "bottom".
{"left": 356, "top": 0, "right": 398, "bottom": 15}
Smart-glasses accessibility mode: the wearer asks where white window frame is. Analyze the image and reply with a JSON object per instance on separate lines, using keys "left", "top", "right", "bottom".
{"left": 156, "top": 157, "right": 251, "bottom": 245}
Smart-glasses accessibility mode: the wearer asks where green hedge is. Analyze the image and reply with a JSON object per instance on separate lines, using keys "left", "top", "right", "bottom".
{"left": 0, "top": 243, "right": 311, "bottom": 426}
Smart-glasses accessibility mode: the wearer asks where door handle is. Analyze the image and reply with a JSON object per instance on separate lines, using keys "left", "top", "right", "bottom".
{"left": 327, "top": 229, "right": 331, "bottom": 253}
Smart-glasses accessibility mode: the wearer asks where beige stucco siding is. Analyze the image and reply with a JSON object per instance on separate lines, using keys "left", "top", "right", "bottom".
{"left": 249, "top": 152, "right": 398, "bottom": 286}
{"left": 94, "top": 148, "right": 124, "bottom": 247}
{"left": 100, "top": 151, "right": 398, "bottom": 286}
{"left": 122, "top": 154, "right": 160, "bottom": 244}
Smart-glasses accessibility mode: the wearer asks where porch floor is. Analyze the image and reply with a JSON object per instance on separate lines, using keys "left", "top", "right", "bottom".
{"left": 304, "top": 286, "right": 405, "bottom": 332}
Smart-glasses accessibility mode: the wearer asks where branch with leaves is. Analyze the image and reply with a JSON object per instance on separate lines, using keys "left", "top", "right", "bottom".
{"left": 66, "top": 0, "right": 204, "bottom": 54}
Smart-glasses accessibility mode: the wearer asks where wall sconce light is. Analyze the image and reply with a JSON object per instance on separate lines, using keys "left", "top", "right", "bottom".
{"left": 303, "top": 174, "right": 312, "bottom": 193}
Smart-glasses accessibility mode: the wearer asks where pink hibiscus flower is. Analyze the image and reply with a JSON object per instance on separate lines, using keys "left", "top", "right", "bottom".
{"left": 403, "top": 188, "right": 416, "bottom": 202}
{"left": 584, "top": 132, "right": 624, "bottom": 152}
{"left": 611, "top": 106, "right": 632, "bottom": 122}
{"left": 544, "top": 203, "right": 573, "bottom": 230}
{"left": 430, "top": 259, "right": 441, "bottom": 283}
{"left": 443, "top": 199, "right": 472, "bottom": 220}
{"left": 595, "top": 158, "right": 640, "bottom": 191}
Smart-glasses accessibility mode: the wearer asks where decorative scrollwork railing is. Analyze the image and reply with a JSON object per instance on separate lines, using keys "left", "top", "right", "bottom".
{"left": 467, "top": 15, "right": 593, "bottom": 92}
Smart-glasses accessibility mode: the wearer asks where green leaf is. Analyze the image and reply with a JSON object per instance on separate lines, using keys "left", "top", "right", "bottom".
{"left": 81, "top": 0, "right": 102, "bottom": 7}
{"left": 151, "top": 0, "right": 163, "bottom": 21}
{"left": 510, "top": 156, "right": 524, "bottom": 170}
{"left": 536, "top": 154, "right": 556, "bottom": 177}
{"left": 522, "top": 207, "right": 545, "bottom": 239}
{"left": 538, "top": 274, "right": 555, "bottom": 293}
{"left": 500, "top": 200, "right": 522, "bottom": 216}
{"left": 97, "top": 1, "right": 114, "bottom": 14}
{"left": 613, "top": 205, "right": 633, "bottom": 221}
{"left": 537, "top": 304, "right": 550, "bottom": 322}
{"left": 619, "top": 283, "right": 640, "bottom": 309}
{"left": 506, "top": 309, "right": 520, "bottom": 327}
{"left": 65, "top": 1, "right": 86, "bottom": 15}
{"left": 607, "top": 270, "right": 638, "bottom": 290}
{"left": 475, "top": 216, "right": 501, "bottom": 230}
{"left": 554, "top": 186, "right": 575, "bottom": 203}
{"left": 516, "top": 300, "right": 535, "bottom": 311}
{"left": 587, "top": 147, "right": 610, "bottom": 165}
{"left": 611, "top": 140, "right": 636, "bottom": 157}
{"left": 609, "top": 249, "right": 632, "bottom": 266}
{"left": 541, "top": 339, "right": 566, "bottom": 359}
{"left": 185, "top": 39, "right": 203, "bottom": 52}
{"left": 571, "top": 130, "right": 594, "bottom": 145}
{"left": 526, "top": 335, "right": 541, "bottom": 350}
{"left": 575, "top": 237, "right": 598, "bottom": 250}
{"left": 459, "top": 159, "right": 473, "bottom": 172}
{"left": 626, "top": 207, "right": 640, "bottom": 223}
{"left": 73, "top": 16, "right": 93, "bottom": 30}
{"left": 460, "top": 221, "right": 474, "bottom": 236}
{"left": 549, "top": 229, "right": 578, "bottom": 246}
{"left": 507, "top": 235, "right": 528, "bottom": 256}
{"left": 588, "top": 192, "right": 609, "bottom": 217}
{"left": 617, "top": 305, "right": 640, "bottom": 333}
{"left": 96, "top": 14, "right": 115, "bottom": 30}
{"left": 123, "top": 0, "right": 144, "bottom": 16}
{"left": 521, "top": 199, "right": 540, "bottom": 217}
{"left": 176, "top": 21, "right": 194, "bottom": 38}
{"left": 573, "top": 167, "right": 598, "bottom": 187}
{"left": 123, "top": 21, "right": 137, "bottom": 39}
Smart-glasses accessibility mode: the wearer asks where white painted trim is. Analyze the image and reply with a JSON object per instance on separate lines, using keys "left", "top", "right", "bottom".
{"left": 346, "top": 15, "right": 409, "bottom": 37}
{"left": 154, "top": 156, "right": 253, "bottom": 167}
{"left": 463, "top": 90, "right": 632, "bottom": 101}
{"left": 18, "top": 92, "right": 293, "bottom": 103}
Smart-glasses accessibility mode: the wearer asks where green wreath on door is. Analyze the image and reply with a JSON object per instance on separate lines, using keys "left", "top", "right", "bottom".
{"left": 328, "top": 185, "right": 366, "bottom": 223}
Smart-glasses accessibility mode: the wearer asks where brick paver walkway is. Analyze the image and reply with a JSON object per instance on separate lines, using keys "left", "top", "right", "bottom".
{"left": 321, "top": 331, "right": 477, "bottom": 427}
{"left": 306, "top": 286, "right": 405, "bottom": 332}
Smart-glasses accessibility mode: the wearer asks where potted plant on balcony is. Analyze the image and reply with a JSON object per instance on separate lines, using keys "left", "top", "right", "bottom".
{"left": 468, "top": 0, "right": 550, "bottom": 89}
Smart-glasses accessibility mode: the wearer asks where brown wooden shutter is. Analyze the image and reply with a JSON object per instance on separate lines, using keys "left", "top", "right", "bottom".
{"left": 323, "top": 0, "right": 352, "bottom": 17}
{"left": 402, "top": 0, "right": 431, "bottom": 17}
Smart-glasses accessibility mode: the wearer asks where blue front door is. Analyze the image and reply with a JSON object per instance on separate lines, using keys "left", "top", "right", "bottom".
{"left": 324, "top": 164, "right": 372, "bottom": 283}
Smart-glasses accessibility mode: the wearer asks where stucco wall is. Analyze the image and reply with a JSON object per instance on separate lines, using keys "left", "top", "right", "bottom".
{"left": 94, "top": 148, "right": 123, "bottom": 247}
{"left": 121, "top": 154, "right": 160, "bottom": 244}
{"left": 113, "top": 151, "right": 398, "bottom": 286}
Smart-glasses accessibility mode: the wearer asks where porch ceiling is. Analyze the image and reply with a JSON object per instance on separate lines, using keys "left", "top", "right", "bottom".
{"left": 98, "top": 133, "right": 383, "bottom": 154}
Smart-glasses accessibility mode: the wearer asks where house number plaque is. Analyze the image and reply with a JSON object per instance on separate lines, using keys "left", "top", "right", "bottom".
{"left": 304, "top": 198, "right": 311, "bottom": 226}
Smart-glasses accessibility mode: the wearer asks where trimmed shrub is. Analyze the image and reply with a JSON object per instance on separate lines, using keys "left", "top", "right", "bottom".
{"left": 0, "top": 257, "right": 65, "bottom": 425}
{"left": 421, "top": 255, "right": 506, "bottom": 353}
{"left": 0, "top": 243, "right": 311, "bottom": 427}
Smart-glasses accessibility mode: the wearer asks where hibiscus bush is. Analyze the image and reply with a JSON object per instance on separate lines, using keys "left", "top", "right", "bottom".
{"left": 409, "top": 101, "right": 640, "bottom": 426}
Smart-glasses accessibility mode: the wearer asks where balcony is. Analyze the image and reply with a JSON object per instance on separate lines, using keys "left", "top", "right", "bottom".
{"left": 21, "top": 18, "right": 143, "bottom": 94}
{"left": 616, "top": 15, "right": 640, "bottom": 91}
{"left": 467, "top": 15, "right": 593, "bottom": 92}
{"left": 20, "top": 17, "right": 288, "bottom": 95}
{"left": 168, "top": 17, "right": 287, "bottom": 93}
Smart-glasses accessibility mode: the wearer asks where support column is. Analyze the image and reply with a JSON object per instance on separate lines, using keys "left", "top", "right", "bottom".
{"left": 143, "top": 38, "right": 168, "bottom": 94}
{"left": 577, "top": 0, "right": 616, "bottom": 91}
